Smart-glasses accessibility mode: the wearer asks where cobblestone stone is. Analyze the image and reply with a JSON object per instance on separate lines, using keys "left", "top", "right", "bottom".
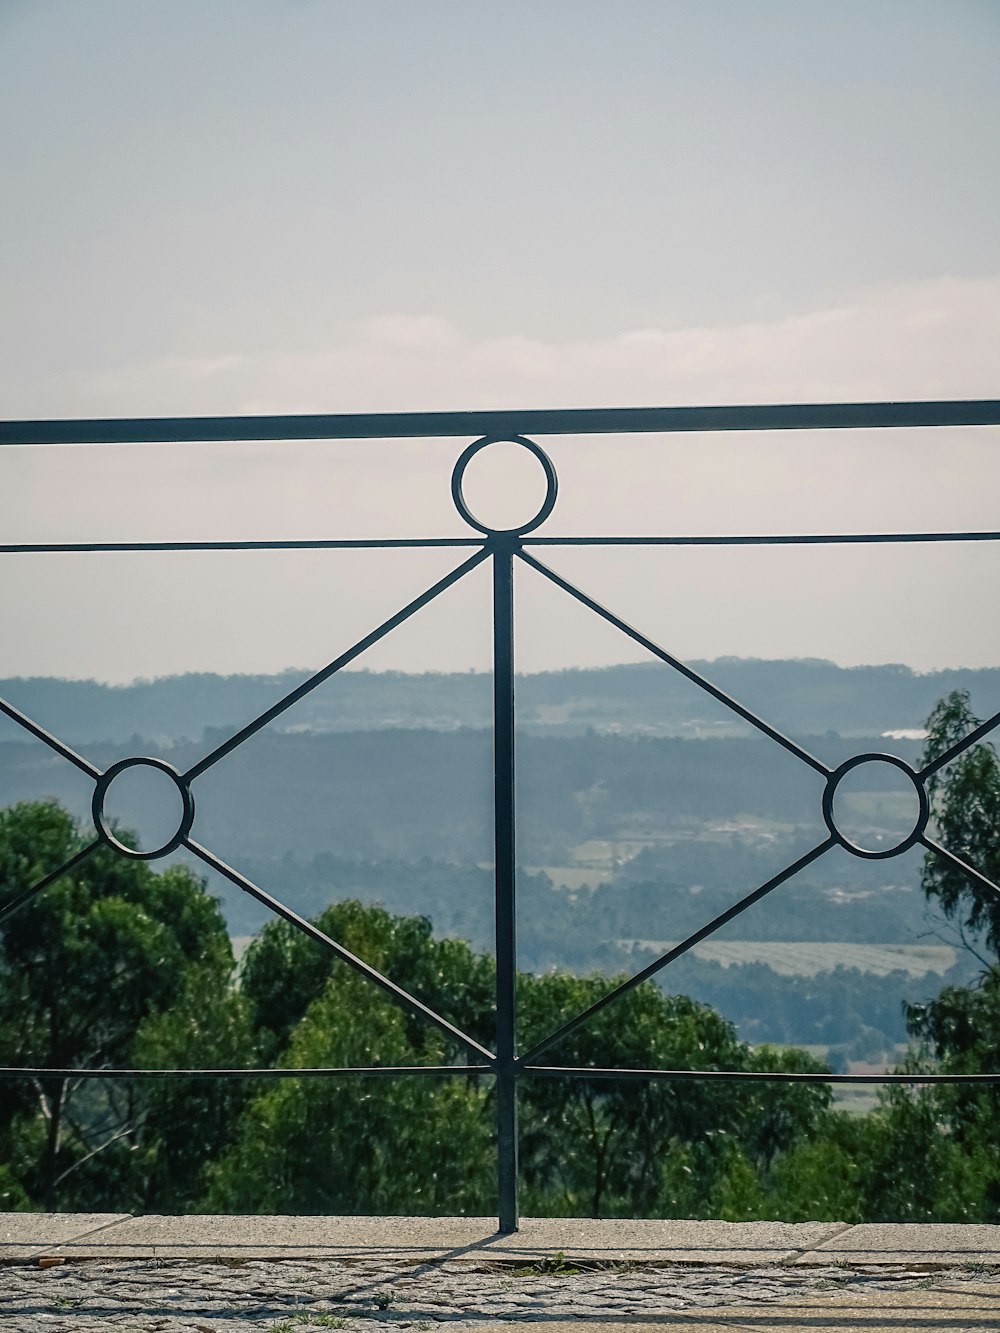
{"left": 1, "top": 1257, "right": 998, "bottom": 1331}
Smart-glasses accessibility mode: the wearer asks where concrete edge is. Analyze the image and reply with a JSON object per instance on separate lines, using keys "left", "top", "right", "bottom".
{"left": 0, "top": 1213, "right": 132, "bottom": 1263}
{"left": 5, "top": 1216, "right": 1000, "bottom": 1270}
{"left": 23, "top": 1212, "right": 136, "bottom": 1260}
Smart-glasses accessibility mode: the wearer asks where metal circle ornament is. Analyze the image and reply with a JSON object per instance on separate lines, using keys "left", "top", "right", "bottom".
{"left": 821, "top": 752, "right": 929, "bottom": 860}
{"left": 92, "top": 756, "right": 195, "bottom": 860}
{"left": 451, "top": 435, "right": 558, "bottom": 536}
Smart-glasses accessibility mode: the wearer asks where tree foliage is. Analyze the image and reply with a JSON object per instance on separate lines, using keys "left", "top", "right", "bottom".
{"left": 920, "top": 690, "right": 1000, "bottom": 952}
{"left": 869, "top": 691, "right": 1000, "bottom": 1221}
{"left": 0, "top": 801, "right": 235, "bottom": 1209}
{"left": 206, "top": 966, "right": 494, "bottom": 1215}
{"left": 4, "top": 746, "right": 1000, "bottom": 1221}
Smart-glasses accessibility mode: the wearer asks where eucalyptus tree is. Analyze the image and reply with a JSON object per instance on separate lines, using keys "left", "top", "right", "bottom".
{"left": 860, "top": 691, "right": 1000, "bottom": 1221}
{"left": 0, "top": 800, "right": 237, "bottom": 1209}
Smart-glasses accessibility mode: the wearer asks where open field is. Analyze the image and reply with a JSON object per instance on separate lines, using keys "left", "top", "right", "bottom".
{"left": 622, "top": 939, "right": 956, "bottom": 977}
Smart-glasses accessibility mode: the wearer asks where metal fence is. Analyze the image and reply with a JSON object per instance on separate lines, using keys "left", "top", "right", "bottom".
{"left": 2, "top": 400, "right": 1000, "bottom": 1232}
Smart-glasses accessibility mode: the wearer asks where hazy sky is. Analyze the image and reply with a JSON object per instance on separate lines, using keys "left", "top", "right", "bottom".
{"left": 1, "top": 1, "right": 998, "bottom": 682}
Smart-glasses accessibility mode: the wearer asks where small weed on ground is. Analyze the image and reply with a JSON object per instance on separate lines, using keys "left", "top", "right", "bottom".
{"left": 509, "top": 1251, "right": 583, "bottom": 1277}
{"left": 274, "top": 1322, "right": 352, "bottom": 1333}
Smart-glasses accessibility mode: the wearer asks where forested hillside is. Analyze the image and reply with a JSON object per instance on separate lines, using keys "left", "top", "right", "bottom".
{"left": 0, "top": 663, "right": 993, "bottom": 1068}
{"left": 3, "top": 659, "right": 999, "bottom": 742}
{"left": 0, "top": 725, "right": 925, "bottom": 866}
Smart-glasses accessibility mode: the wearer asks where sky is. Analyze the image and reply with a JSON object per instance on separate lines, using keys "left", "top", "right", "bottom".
{"left": 1, "top": 0, "right": 998, "bottom": 683}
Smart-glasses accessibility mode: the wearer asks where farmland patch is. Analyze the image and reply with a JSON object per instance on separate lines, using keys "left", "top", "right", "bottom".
{"left": 621, "top": 939, "right": 956, "bottom": 977}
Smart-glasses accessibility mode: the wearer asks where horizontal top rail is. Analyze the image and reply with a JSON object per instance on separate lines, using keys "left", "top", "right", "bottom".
{"left": 2, "top": 399, "right": 1000, "bottom": 446}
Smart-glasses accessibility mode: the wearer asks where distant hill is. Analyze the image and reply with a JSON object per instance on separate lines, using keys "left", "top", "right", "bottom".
{"left": 2, "top": 658, "right": 990, "bottom": 1053}
{"left": 1, "top": 658, "right": 998, "bottom": 745}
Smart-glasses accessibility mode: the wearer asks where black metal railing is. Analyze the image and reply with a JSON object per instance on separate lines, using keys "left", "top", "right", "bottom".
{"left": 2, "top": 400, "right": 1000, "bottom": 1233}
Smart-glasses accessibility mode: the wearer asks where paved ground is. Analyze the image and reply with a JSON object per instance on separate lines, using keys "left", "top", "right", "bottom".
{"left": 2, "top": 1217, "right": 999, "bottom": 1331}
{"left": 2, "top": 1256, "right": 999, "bottom": 1331}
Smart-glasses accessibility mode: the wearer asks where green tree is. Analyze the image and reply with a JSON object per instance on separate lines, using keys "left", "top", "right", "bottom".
{"left": 868, "top": 692, "right": 1000, "bottom": 1220}
{"left": 124, "top": 958, "right": 258, "bottom": 1212}
{"left": 224, "top": 901, "right": 837, "bottom": 1218}
{"left": 0, "top": 800, "right": 237, "bottom": 1209}
{"left": 239, "top": 899, "right": 496, "bottom": 1062}
{"left": 920, "top": 690, "right": 1000, "bottom": 954}
{"left": 209, "top": 912, "right": 494, "bottom": 1214}
{"left": 761, "top": 1112, "right": 865, "bottom": 1222}
{"left": 517, "top": 976, "right": 831, "bottom": 1218}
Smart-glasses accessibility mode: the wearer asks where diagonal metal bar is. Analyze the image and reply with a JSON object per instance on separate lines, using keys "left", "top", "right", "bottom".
{"left": 0, "top": 839, "right": 102, "bottom": 926}
{"left": 920, "top": 836, "right": 1000, "bottom": 903}
{"left": 183, "top": 839, "right": 495, "bottom": 1063}
{"left": 3, "top": 398, "right": 1000, "bottom": 445}
{"left": 517, "top": 550, "right": 830, "bottom": 776}
{"left": 0, "top": 697, "right": 101, "bottom": 779}
{"left": 184, "top": 548, "right": 489, "bottom": 781}
{"left": 519, "top": 837, "right": 836, "bottom": 1066}
{"left": 1, "top": 538, "right": 483, "bottom": 554}
{"left": 918, "top": 709, "right": 1000, "bottom": 781}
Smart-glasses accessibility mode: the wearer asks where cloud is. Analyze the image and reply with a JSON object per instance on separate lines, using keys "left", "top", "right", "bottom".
{"left": 2, "top": 275, "right": 998, "bottom": 419}
{"left": 1, "top": 276, "right": 998, "bottom": 680}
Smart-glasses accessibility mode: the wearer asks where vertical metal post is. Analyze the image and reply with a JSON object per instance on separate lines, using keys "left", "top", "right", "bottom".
{"left": 492, "top": 536, "right": 519, "bottom": 1233}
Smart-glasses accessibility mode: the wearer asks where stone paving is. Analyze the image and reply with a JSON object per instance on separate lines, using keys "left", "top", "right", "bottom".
{"left": 2, "top": 1256, "right": 999, "bottom": 1332}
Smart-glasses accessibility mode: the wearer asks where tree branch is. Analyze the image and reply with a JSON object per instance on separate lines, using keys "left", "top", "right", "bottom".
{"left": 51, "top": 1118, "right": 145, "bottom": 1190}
